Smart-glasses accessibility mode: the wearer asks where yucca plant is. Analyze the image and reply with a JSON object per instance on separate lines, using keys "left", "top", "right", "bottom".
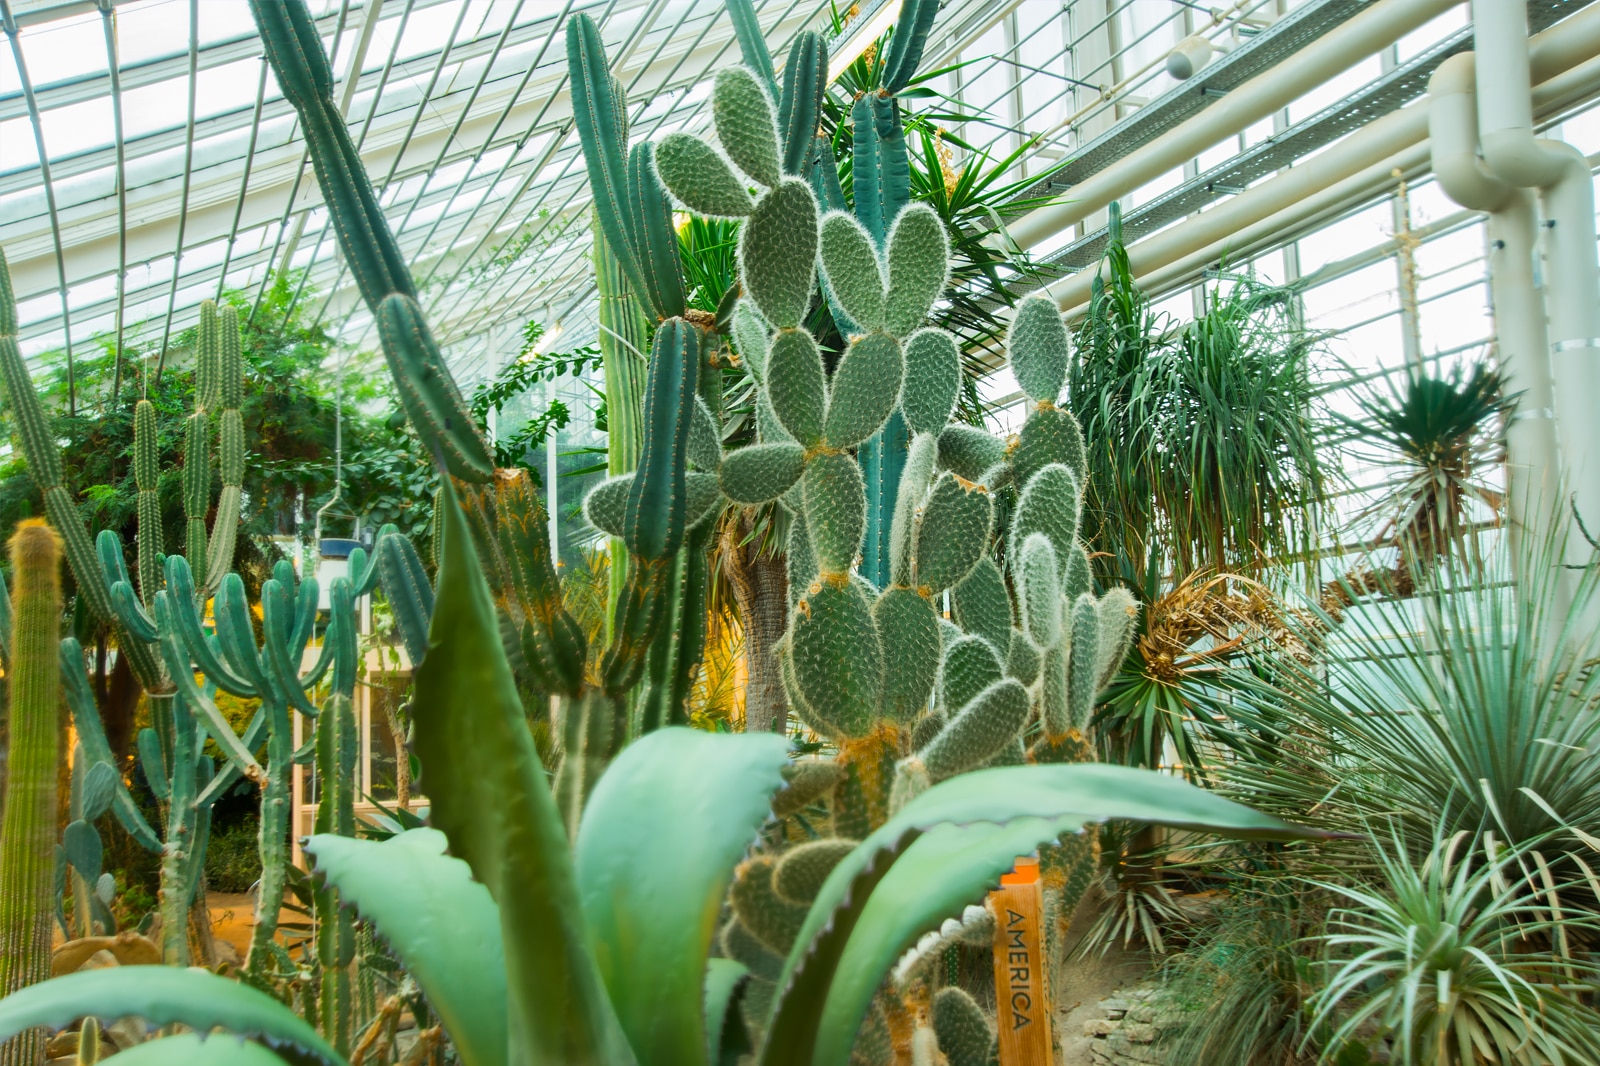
{"left": 1342, "top": 360, "right": 1509, "bottom": 574}
{"left": 1068, "top": 215, "right": 1328, "bottom": 580}
{"left": 1308, "top": 828, "right": 1600, "bottom": 1066}
{"left": 1228, "top": 521, "right": 1600, "bottom": 884}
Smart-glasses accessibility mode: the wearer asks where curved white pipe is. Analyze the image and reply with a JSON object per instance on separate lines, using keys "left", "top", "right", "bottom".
{"left": 1474, "top": 0, "right": 1570, "bottom": 186}
{"left": 1002, "top": 0, "right": 1461, "bottom": 251}
{"left": 1474, "top": 0, "right": 1600, "bottom": 564}
{"left": 1039, "top": 15, "right": 1600, "bottom": 312}
{"left": 1428, "top": 54, "right": 1510, "bottom": 211}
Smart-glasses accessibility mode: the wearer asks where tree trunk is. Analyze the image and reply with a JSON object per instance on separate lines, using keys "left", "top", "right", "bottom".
{"left": 722, "top": 514, "right": 789, "bottom": 734}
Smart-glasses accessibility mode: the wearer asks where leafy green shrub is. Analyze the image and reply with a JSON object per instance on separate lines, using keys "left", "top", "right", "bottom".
{"left": 204, "top": 817, "right": 263, "bottom": 894}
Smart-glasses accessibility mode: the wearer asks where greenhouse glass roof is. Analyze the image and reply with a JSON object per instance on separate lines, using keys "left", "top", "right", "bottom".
{"left": 1, "top": 0, "right": 879, "bottom": 380}
{"left": 2, "top": 0, "right": 1304, "bottom": 387}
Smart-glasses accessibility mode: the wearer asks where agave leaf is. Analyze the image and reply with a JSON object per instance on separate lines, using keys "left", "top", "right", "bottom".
{"left": 812, "top": 819, "right": 1084, "bottom": 1064}
{"left": 759, "top": 763, "right": 1324, "bottom": 1066}
{"left": 704, "top": 957, "right": 751, "bottom": 1066}
{"left": 302, "top": 829, "right": 506, "bottom": 1066}
{"left": 576, "top": 728, "right": 789, "bottom": 1066}
{"left": 110, "top": 1033, "right": 296, "bottom": 1065}
{"left": 0, "top": 969, "right": 343, "bottom": 1066}
{"left": 412, "top": 481, "right": 634, "bottom": 1065}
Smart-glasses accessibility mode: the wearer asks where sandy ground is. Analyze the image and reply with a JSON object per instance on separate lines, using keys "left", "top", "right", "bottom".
{"left": 1053, "top": 899, "right": 1153, "bottom": 1066}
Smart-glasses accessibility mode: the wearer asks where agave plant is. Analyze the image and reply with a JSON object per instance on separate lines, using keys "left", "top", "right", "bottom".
{"left": 1308, "top": 828, "right": 1600, "bottom": 1066}
{"left": 0, "top": 480, "right": 1324, "bottom": 1066}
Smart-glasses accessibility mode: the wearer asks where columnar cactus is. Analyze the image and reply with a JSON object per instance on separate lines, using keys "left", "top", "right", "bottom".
{"left": 0, "top": 521, "right": 61, "bottom": 1066}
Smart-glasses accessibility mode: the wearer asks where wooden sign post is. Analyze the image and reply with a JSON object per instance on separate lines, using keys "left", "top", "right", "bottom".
{"left": 989, "top": 856, "right": 1054, "bottom": 1065}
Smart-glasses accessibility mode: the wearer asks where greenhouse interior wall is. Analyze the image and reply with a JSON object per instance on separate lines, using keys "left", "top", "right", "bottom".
{"left": 3, "top": 0, "right": 1600, "bottom": 1064}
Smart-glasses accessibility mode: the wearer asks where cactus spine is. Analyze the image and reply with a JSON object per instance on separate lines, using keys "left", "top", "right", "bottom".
{"left": 0, "top": 521, "right": 61, "bottom": 1066}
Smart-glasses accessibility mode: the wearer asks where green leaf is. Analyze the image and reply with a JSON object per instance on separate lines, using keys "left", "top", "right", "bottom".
{"left": 109, "top": 1033, "right": 296, "bottom": 1066}
{"left": 0, "top": 969, "right": 344, "bottom": 1066}
{"left": 575, "top": 728, "right": 789, "bottom": 1066}
{"left": 302, "top": 829, "right": 506, "bottom": 1066}
{"left": 814, "top": 819, "right": 1074, "bottom": 1063}
{"left": 759, "top": 763, "right": 1326, "bottom": 1066}
{"left": 413, "top": 481, "right": 635, "bottom": 1065}
{"left": 705, "top": 958, "right": 752, "bottom": 1066}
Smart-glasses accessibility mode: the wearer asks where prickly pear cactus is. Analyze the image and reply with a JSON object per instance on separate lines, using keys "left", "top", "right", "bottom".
{"left": 588, "top": 11, "right": 1140, "bottom": 1053}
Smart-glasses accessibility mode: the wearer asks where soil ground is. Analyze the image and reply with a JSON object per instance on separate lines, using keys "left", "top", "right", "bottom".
{"left": 1053, "top": 895, "right": 1153, "bottom": 1066}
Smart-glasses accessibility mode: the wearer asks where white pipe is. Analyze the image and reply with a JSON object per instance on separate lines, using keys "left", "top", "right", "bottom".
{"left": 1428, "top": 52, "right": 1559, "bottom": 565}
{"left": 1042, "top": 9, "right": 1600, "bottom": 312}
{"left": 1428, "top": 54, "right": 1511, "bottom": 211}
{"left": 1474, "top": 0, "right": 1569, "bottom": 186}
{"left": 1042, "top": 108, "right": 1428, "bottom": 309}
{"left": 1474, "top": 0, "right": 1600, "bottom": 566}
{"left": 1003, "top": 0, "right": 1461, "bottom": 251}
{"left": 1071, "top": 142, "right": 1433, "bottom": 312}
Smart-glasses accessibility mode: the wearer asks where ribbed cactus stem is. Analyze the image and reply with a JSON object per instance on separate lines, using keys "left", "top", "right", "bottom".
{"left": 195, "top": 300, "right": 220, "bottom": 411}
{"left": 247, "top": 704, "right": 292, "bottom": 979}
{"left": 133, "top": 400, "right": 162, "bottom": 606}
{"left": 0, "top": 521, "right": 61, "bottom": 1066}
{"left": 315, "top": 694, "right": 358, "bottom": 1055}
{"left": 155, "top": 692, "right": 195, "bottom": 966}
{"left": 594, "top": 219, "right": 649, "bottom": 629}
{"left": 205, "top": 305, "right": 246, "bottom": 593}
{"left": 182, "top": 410, "right": 211, "bottom": 580}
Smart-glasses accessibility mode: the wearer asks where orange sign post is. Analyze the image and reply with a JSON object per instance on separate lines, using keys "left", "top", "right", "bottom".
{"left": 988, "top": 856, "right": 1054, "bottom": 1065}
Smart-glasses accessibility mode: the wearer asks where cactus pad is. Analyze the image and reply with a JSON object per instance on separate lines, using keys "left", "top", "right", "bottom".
{"left": 1018, "top": 532, "right": 1063, "bottom": 649}
{"left": 1006, "top": 627, "right": 1042, "bottom": 687}
{"left": 1011, "top": 463, "right": 1080, "bottom": 577}
{"left": 730, "top": 856, "right": 808, "bottom": 954}
{"left": 824, "top": 331, "right": 903, "bottom": 449}
{"left": 913, "top": 472, "right": 992, "bottom": 594}
{"left": 937, "top": 424, "right": 1007, "bottom": 483}
{"left": 900, "top": 328, "right": 960, "bottom": 435}
{"left": 1006, "top": 294, "right": 1070, "bottom": 405}
{"left": 789, "top": 579, "right": 881, "bottom": 739}
{"left": 739, "top": 179, "right": 818, "bottom": 330}
{"left": 719, "top": 441, "right": 806, "bottom": 504}
{"left": 888, "top": 431, "right": 938, "bottom": 588}
{"left": 772, "top": 758, "right": 846, "bottom": 817}
{"left": 872, "top": 587, "right": 940, "bottom": 721}
{"left": 733, "top": 299, "right": 770, "bottom": 380}
{"left": 819, "top": 211, "right": 886, "bottom": 331}
{"left": 1013, "top": 404, "right": 1087, "bottom": 491}
{"left": 766, "top": 328, "right": 827, "bottom": 446}
{"left": 713, "top": 66, "right": 781, "bottom": 188}
{"left": 802, "top": 452, "right": 866, "bottom": 576}
{"left": 654, "top": 133, "right": 754, "bottom": 218}
{"left": 939, "top": 635, "right": 1004, "bottom": 714}
{"left": 951, "top": 557, "right": 1012, "bottom": 655}
{"left": 921, "top": 678, "right": 1030, "bottom": 780}
{"left": 932, "top": 987, "right": 995, "bottom": 1066}
{"left": 883, "top": 204, "right": 949, "bottom": 337}
{"left": 773, "top": 838, "right": 856, "bottom": 904}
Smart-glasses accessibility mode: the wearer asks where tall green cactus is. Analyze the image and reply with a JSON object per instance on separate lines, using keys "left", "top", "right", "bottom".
{"left": 0, "top": 521, "right": 61, "bottom": 1066}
